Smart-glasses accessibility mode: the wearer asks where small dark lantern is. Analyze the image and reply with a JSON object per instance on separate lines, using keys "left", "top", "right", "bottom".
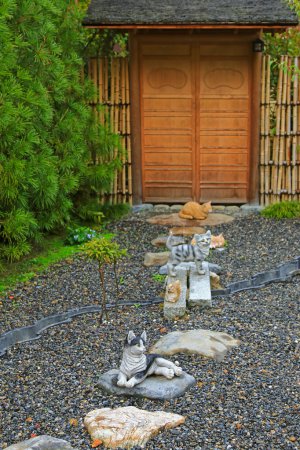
{"left": 252, "top": 38, "right": 264, "bottom": 52}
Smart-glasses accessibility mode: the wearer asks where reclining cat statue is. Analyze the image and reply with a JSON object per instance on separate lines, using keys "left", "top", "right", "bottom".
{"left": 117, "top": 330, "right": 182, "bottom": 388}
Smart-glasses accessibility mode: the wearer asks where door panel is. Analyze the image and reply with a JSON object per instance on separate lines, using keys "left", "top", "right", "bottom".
{"left": 141, "top": 46, "right": 195, "bottom": 202}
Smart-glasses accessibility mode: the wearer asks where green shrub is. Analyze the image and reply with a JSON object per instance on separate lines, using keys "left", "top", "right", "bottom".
{"left": 0, "top": 0, "right": 123, "bottom": 262}
{"left": 261, "top": 201, "right": 300, "bottom": 219}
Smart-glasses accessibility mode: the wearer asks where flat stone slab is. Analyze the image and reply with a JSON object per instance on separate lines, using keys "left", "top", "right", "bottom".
{"left": 143, "top": 251, "right": 169, "bottom": 266}
{"left": 170, "top": 226, "right": 206, "bottom": 236}
{"left": 84, "top": 406, "right": 185, "bottom": 449}
{"left": 150, "top": 329, "right": 240, "bottom": 362}
{"left": 97, "top": 369, "right": 196, "bottom": 400}
{"left": 147, "top": 213, "right": 234, "bottom": 227}
{"left": 6, "top": 435, "right": 77, "bottom": 450}
{"left": 164, "top": 267, "right": 187, "bottom": 320}
{"left": 188, "top": 261, "right": 212, "bottom": 308}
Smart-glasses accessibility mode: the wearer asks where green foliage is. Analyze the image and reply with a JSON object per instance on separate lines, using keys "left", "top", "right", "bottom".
{"left": 263, "top": 1, "right": 300, "bottom": 91}
{"left": 81, "top": 236, "right": 127, "bottom": 267}
{"left": 152, "top": 273, "right": 166, "bottom": 284}
{"left": 261, "top": 201, "right": 300, "bottom": 219}
{"left": 0, "top": 0, "right": 123, "bottom": 262}
{"left": 65, "top": 226, "right": 98, "bottom": 245}
{"left": 99, "top": 203, "right": 131, "bottom": 222}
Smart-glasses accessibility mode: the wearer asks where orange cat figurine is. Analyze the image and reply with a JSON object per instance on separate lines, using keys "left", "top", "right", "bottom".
{"left": 210, "top": 233, "right": 226, "bottom": 248}
{"left": 179, "top": 201, "right": 212, "bottom": 220}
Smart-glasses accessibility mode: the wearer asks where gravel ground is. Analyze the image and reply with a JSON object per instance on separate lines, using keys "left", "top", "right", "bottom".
{"left": 0, "top": 211, "right": 299, "bottom": 449}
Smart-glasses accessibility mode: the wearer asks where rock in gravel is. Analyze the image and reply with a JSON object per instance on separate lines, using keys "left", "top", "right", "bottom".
{"left": 84, "top": 406, "right": 185, "bottom": 449}
{"left": 6, "top": 435, "right": 78, "bottom": 450}
{"left": 143, "top": 252, "right": 169, "bottom": 266}
{"left": 170, "top": 226, "right": 206, "bottom": 236}
{"left": 147, "top": 213, "right": 234, "bottom": 227}
{"left": 97, "top": 369, "right": 196, "bottom": 400}
{"left": 150, "top": 329, "right": 240, "bottom": 362}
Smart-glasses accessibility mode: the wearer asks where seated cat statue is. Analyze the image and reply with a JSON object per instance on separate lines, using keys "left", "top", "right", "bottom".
{"left": 117, "top": 330, "right": 182, "bottom": 388}
{"left": 179, "top": 201, "right": 212, "bottom": 220}
{"left": 166, "top": 230, "right": 211, "bottom": 277}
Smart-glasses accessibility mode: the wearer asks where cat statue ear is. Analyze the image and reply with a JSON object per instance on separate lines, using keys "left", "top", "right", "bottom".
{"left": 141, "top": 330, "right": 147, "bottom": 342}
{"left": 206, "top": 230, "right": 211, "bottom": 236}
{"left": 127, "top": 330, "right": 136, "bottom": 344}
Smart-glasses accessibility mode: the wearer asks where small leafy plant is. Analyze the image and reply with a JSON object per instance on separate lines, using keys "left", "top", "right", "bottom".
{"left": 81, "top": 237, "right": 127, "bottom": 320}
{"left": 152, "top": 273, "right": 166, "bottom": 284}
{"left": 65, "top": 226, "right": 98, "bottom": 245}
{"left": 261, "top": 201, "right": 300, "bottom": 219}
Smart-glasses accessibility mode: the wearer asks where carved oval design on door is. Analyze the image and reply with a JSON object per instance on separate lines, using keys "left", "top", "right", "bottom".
{"left": 204, "top": 68, "right": 244, "bottom": 90}
{"left": 148, "top": 68, "right": 188, "bottom": 89}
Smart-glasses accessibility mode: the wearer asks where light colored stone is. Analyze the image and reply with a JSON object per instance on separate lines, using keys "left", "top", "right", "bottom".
{"left": 240, "top": 203, "right": 263, "bottom": 214}
{"left": 143, "top": 252, "right": 169, "bottom": 266}
{"left": 210, "top": 272, "right": 223, "bottom": 290}
{"left": 153, "top": 204, "right": 171, "bottom": 213}
{"left": 164, "top": 267, "right": 187, "bottom": 320}
{"left": 170, "top": 226, "right": 206, "bottom": 236}
{"left": 132, "top": 204, "right": 153, "bottom": 213}
{"left": 188, "top": 262, "right": 212, "bottom": 308}
{"left": 6, "top": 435, "right": 77, "bottom": 450}
{"left": 151, "top": 235, "right": 185, "bottom": 247}
{"left": 150, "top": 329, "right": 240, "bottom": 362}
{"left": 84, "top": 406, "right": 185, "bottom": 449}
{"left": 170, "top": 204, "right": 183, "bottom": 212}
{"left": 224, "top": 205, "right": 240, "bottom": 214}
{"left": 97, "top": 369, "right": 195, "bottom": 400}
{"left": 160, "top": 261, "right": 223, "bottom": 275}
{"left": 212, "top": 205, "right": 225, "bottom": 211}
{"left": 147, "top": 213, "right": 234, "bottom": 227}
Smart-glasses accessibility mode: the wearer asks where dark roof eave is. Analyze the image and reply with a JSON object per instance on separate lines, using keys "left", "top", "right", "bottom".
{"left": 82, "top": 21, "right": 298, "bottom": 28}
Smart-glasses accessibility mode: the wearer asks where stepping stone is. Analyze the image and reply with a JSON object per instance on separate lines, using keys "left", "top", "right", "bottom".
{"left": 150, "top": 330, "right": 240, "bottom": 362}
{"left": 143, "top": 252, "right": 169, "bottom": 266}
{"left": 97, "top": 369, "right": 196, "bottom": 400}
{"left": 84, "top": 406, "right": 185, "bottom": 449}
{"left": 164, "top": 267, "right": 187, "bottom": 320}
{"left": 151, "top": 235, "right": 185, "bottom": 247}
{"left": 6, "top": 435, "right": 77, "bottom": 450}
{"left": 170, "top": 226, "right": 206, "bottom": 236}
{"left": 188, "top": 262, "right": 212, "bottom": 308}
{"left": 147, "top": 213, "right": 234, "bottom": 227}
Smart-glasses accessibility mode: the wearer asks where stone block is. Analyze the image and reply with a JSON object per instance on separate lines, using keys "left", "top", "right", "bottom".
{"left": 164, "top": 268, "right": 187, "bottom": 320}
{"left": 153, "top": 204, "right": 171, "bottom": 213}
{"left": 143, "top": 252, "right": 169, "bottom": 267}
{"left": 132, "top": 204, "right": 153, "bottom": 213}
{"left": 188, "top": 262, "right": 212, "bottom": 308}
{"left": 170, "top": 204, "right": 183, "bottom": 212}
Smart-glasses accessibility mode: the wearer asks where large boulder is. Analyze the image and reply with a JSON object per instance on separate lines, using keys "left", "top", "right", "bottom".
{"left": 84, "top": 406, "right": 185, "bottom": 449}
{"left": 6, "top": 435, "right": 77, "bottom": 450}
{"left": 97, "top": 369, "right": 195, "bottom": 400}
{"left": 150, "top": 329, "right": 240, "bottom": 362}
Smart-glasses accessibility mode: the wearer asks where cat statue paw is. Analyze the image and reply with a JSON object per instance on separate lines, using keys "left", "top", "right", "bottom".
{"left": 117, "top": 330, "right": 183, "bottom": 388}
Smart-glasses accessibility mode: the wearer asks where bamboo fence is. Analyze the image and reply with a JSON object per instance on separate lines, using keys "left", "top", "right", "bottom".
{"left": 88, "top": 57, "right": 132, "bottom": 204}
{"left": 260, "top": 55, "right": 300, "bottom": 205}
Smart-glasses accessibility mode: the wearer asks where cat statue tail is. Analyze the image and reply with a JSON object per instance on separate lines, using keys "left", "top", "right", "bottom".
{"left": 166, "top": 231, "right": 174, "bottom": 250}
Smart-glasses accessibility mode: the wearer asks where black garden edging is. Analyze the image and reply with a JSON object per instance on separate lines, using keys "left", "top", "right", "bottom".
{"left": 0, "top": 256, "right": 299, "bottom": 357}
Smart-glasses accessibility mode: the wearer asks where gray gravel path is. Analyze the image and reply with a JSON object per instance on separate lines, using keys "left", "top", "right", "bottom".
{"left": 0, "top": 212, "right": 299, "bottom": 449}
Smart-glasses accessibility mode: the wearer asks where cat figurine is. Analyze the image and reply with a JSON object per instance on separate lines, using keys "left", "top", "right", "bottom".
{"left": 166, "top": 230, "right": 211, "bottom": 276}
{"left": 117, "top": 330, "right": 183, "bottom": 388}
{"left": 165, "top": 280, "right": 181, "bottom": 303}
{"left": 210, "top": 233, "right": 226, "bottom": 249}
{"left": 179, "top": 201, "right": 212, "bottom": 220}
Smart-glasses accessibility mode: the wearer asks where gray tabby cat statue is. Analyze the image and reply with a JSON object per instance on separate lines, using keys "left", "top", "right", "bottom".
{"left": 117, "top": 330, "right": 183, "bottom": 388}
{"left": 166, "top": 230, "right": 211, "bottom": 277}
